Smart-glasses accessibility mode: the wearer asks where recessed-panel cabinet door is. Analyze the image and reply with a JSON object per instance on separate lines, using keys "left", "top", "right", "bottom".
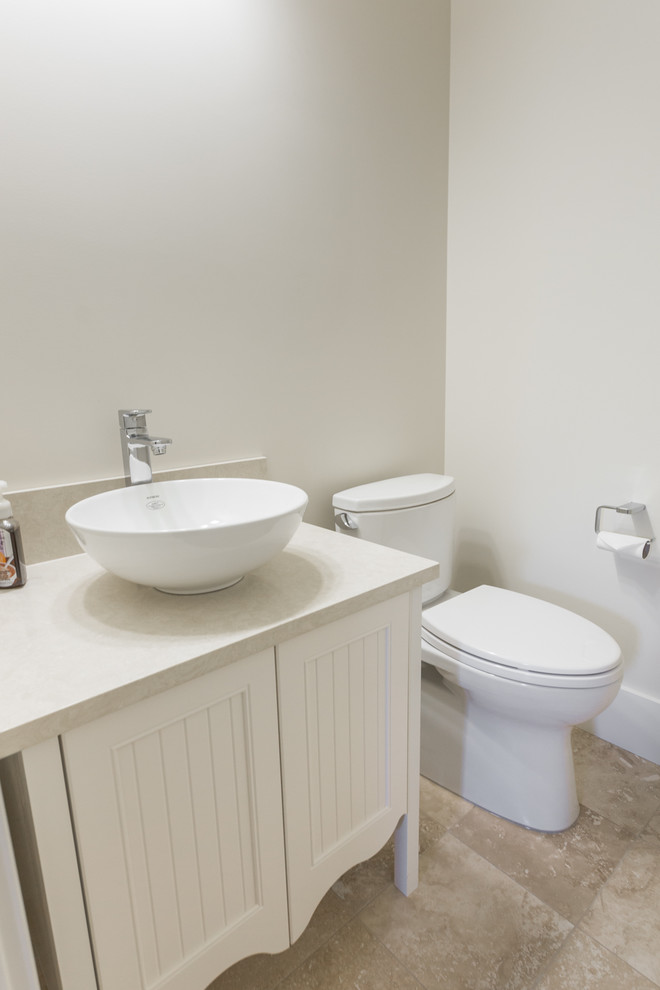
{"left": 62, "top": 650, "right": 289, "bottom": 990}
{"left": 277, "top": 595, "right": 410, "bottom": 941}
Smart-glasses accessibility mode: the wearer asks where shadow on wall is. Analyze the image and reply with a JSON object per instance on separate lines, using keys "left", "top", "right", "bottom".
{"left": 452, "top": 529, "right": 505, "bottom": 592}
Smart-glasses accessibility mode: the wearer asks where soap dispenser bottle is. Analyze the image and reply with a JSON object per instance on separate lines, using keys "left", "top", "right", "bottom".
{"left": 0, "top": 482, "right": 26, "bottom": 588}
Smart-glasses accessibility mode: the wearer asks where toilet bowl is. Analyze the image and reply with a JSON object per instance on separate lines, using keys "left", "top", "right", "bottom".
{"left": 332, "top": 474, "right": 623, "bottom": 832}
{"left": 420, "top": 586, "right": 623, "bottom": 831}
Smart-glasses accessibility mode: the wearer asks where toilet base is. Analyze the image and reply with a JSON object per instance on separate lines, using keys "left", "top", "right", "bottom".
{"left": 420, "top": 663, "right": 580, "bottom": 832}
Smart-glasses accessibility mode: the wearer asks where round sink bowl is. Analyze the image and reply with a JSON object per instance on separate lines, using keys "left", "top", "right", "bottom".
{"left": 66, "top": 478, "right": 308, "bottom": 594}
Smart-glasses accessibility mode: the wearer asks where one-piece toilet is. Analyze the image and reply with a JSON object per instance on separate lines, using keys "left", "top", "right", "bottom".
{"left": 333, "top": 474, "right": 623, "bottom": 832}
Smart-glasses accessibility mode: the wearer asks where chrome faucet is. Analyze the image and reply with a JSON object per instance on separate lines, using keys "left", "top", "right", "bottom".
{"left": 118, "top": 409, "right": 172, "bottom": 485}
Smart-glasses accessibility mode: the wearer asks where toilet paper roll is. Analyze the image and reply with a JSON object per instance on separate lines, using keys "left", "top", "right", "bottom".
{"left": 596, "top": 531, "right": 652, "bottom": 559}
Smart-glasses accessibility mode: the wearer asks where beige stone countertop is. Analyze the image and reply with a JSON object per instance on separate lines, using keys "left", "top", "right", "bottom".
{"left": 0, "top": 523, "right": 437, "bottom": 759}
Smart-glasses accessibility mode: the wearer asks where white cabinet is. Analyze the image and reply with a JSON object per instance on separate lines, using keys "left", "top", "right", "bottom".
{"left": 18, "top": 592, "right": 420, "bottom": 990}
{"left": 277, "top": 595, "right": 410, "bottom": 941}
{"left": 61, "top": 649, "right": 289, "bottom": 990}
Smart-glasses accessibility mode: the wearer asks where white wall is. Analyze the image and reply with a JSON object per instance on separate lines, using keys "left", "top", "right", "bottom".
{"left": 2, "top": 1, "right": 449, "bottom": 527}
{"left": 446, "top": 0, "right": 660, "bottom": 761}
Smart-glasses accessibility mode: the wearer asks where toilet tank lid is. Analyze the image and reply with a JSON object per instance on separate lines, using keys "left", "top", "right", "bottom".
{"left": 333, "top": 474, "right": 455, "bottom": 512}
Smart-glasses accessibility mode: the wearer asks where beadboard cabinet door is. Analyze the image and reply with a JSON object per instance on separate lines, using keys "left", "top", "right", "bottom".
{"left": 61, "top": 649, "right": 289, "bottom": 990}
{"left": 276, "top": 595, "right": 410, "bottom": 941}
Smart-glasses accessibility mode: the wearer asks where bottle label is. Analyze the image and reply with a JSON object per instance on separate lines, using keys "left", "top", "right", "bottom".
{"left": 0, "top": 530, "right": 18, "bottom": 587}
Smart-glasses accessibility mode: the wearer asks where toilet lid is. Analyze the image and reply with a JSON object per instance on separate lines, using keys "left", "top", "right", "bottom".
{"left": 422, "top": 586, "right": 621, "bottom": 676}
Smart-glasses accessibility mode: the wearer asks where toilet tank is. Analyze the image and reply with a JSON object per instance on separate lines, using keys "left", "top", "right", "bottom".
{"left": 332, "top": 474, "right": 455, "bottom": 604}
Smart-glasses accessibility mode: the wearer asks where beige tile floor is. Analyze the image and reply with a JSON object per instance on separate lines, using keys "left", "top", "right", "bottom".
{"left": 210, "top": 728, "right": 660, "bottom": 990}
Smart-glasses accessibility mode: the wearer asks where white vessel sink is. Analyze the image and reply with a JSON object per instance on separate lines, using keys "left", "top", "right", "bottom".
{"left": 66, "top": 478, "right": 308, "bottom": 594}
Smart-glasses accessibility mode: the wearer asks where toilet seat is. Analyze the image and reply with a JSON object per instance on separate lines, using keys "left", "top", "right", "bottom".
{"left": 422, "top": 585, "right": 622, "bottom": 686}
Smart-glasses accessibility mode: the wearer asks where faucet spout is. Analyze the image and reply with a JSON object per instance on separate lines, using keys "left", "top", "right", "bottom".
{"left": 118, "top": 409, "right": 172, "bottom": 485}
{"left": 149, "top": 439, "right": 171, "bottom": 456}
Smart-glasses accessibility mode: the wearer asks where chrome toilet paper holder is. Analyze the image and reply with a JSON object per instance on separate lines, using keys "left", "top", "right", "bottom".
{"left": 594, "top": 501, "right": 647, "bottom": 535}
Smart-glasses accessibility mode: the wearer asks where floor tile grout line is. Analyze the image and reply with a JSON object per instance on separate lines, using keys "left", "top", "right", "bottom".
{"left": 355, "top": 915, "right": 430, "bottom": 990}
{"left": 265, "top": 879, "right": 402, "bottom": 990}
{"left": 576, "top": 927, "right": 660, "bottom": 990}
{"left": 440, "top": 825, "right": 578, "bottom": 914}
{"left": 523, "top": 927, "right": 660, "bottom": 990}
{"left": 526, "top": 926, "right": 579, "bottom": 990}
{"left": 562, "top": 811, "right": 660, "bottom": 935}
{"left": 266, "top": 893, "right": 427, "bottom": 990}
{"left": 443, "top": 799, "right": 648, "bottom": 924}
{"left": 571, "top": 826, "right": 660, "bottom": 990}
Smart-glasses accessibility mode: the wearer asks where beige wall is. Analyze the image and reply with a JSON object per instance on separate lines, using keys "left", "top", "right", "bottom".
{"left": 3, "top": 1, "right": 449, "bottom": 527}
{"left": 6, "top": 0, "right": 660, "bottom": 763}
{"left": 446, "top": 0, "right": 660, "bottom": 761}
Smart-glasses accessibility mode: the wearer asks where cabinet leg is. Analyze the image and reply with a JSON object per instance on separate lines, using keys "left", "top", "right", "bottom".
{"left": 394, "top": 809, "right": 419, "bottom": 895}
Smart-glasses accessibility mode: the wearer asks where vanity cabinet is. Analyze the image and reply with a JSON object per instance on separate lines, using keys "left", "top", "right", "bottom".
{"left": 17, "top": 592, "right": 418, "bottom": 990}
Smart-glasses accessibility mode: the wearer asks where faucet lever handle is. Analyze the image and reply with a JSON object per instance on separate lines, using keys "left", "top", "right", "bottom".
{"left": 118, "top": 409, "right": 152, "bottom": 431}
